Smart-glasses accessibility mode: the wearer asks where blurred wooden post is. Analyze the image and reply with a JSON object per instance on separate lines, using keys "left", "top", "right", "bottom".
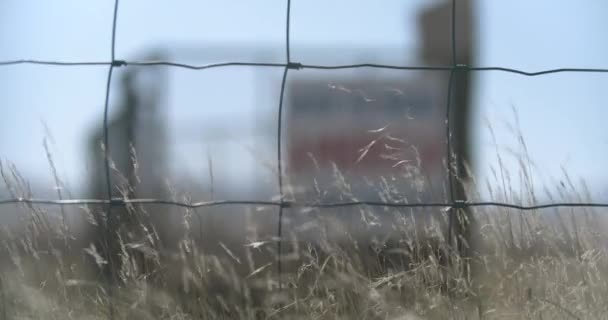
{"left": 419, "top": 0, "right": 475, "bottom": 260}
{"left": 87, "top": 52, "right": 169, "bottom": 282}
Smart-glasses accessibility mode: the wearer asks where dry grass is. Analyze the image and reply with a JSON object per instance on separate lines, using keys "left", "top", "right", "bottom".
{"left": 0, "top": 125, "right": 606, "bottom": 320}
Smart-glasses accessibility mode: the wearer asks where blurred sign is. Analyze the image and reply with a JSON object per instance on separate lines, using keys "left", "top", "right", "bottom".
{"left": 284, "top": 0, "right": 473, "bottom": 204}
{"left": 285, "top": 74, "right": 447, "bottom": 201}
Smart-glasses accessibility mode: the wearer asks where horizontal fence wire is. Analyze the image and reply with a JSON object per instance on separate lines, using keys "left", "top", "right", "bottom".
{"left": 0, "top": 198, "right": 607, "bottom": 210}
{"left": 2, "top": 59, "right": 608, "bottom": 75}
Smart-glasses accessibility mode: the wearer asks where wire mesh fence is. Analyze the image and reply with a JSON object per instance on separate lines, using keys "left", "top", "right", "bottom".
{"left": 2, "top": 0, "right": 608, "bottom": 317}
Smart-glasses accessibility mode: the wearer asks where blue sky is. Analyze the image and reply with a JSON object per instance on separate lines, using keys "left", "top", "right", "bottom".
{"left": 0, "top": 0, "right": 607, "bottom": 201}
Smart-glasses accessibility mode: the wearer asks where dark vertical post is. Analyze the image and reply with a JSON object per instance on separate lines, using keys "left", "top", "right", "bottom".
{"left": 419, "top": 0, "right": 475, "bottom": 260}
{"left": 90, "top": 51, "right": 168, "bottom": 288}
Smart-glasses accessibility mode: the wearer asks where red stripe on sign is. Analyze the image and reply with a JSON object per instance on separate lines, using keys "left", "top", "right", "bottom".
{"left": 287, "top": 133, "right": 443, "bottom": 173}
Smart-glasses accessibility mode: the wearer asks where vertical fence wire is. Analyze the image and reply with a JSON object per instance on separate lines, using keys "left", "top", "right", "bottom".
{"left": 276, "top": 0, "right": 293, "bottom": 290}
{"left": 446, "top": 0, "right": 459, "bottom": 254}
{"left": 445, "top": 70, "right": 457, "bottom": 250}
{"left": 101, "top": 0, "right": 121, "bottom": 318}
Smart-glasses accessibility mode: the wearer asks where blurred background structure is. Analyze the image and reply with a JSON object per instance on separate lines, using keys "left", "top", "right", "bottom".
{"left": 0, "top": 0, "right": 607, "bottom": 242}
{"left": 77, "top": 1, "right": 476, "bottom": 254}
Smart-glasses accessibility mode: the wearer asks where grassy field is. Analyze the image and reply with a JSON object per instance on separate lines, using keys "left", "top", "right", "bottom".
{"left": 0, "top": 135, "right": 606, "bottom": 320}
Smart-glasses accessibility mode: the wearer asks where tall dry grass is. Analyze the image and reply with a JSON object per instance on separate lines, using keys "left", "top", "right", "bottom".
{"left": 0, "top": 122, "right": 606, "bottom": 320}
